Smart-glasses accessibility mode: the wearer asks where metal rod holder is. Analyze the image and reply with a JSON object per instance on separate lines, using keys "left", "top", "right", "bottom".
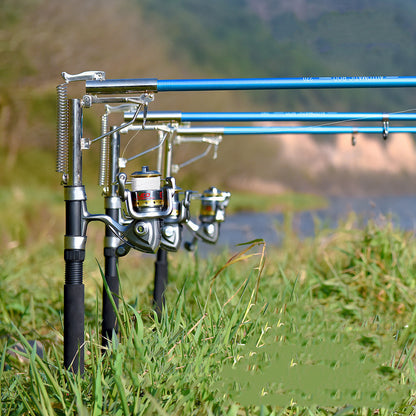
{"left": 59, "top": 70, "right": 416, "bottom": 375}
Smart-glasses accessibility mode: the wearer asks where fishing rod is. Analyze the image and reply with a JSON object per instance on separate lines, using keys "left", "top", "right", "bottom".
{"left": 124, "top": 124, "right": 416, "bottom": 139}
{"left": 124, "top": 111, "right": 416, "bottom": 123}
{"left": 118, "top": 121, "right": 228, "bottom": 316}
{"left": 86, "top": 75, "right": 416, "bottom": 93}
{"left": 175, "top": 126, "right": 416, "bottom": 135}
{"left": 122, "top": 111, "right": 416, "bottom": 311}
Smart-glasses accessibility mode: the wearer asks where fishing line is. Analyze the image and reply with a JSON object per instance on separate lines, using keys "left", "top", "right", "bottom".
{"left": 311, "top": 107, "right": 416, "bottom": 128}
{"left": 121, "top": 124, "right": 143, "bottom": 160}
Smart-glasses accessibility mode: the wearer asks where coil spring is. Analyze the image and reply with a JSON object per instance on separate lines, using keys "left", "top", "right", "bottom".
{"left": 98, "top": 113, "right": 110, "bottom": 187}
{"left": 56, "top": 83, "right": 69, "bottom": 173}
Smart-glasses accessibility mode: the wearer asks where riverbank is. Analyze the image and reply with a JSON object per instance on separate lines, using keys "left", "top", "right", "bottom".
{"left": 1, "top": 213, "right": 414, "bottom": 413}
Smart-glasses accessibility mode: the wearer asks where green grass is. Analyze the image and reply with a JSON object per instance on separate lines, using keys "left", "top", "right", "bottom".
{"left": 1, "top": 215, "right": 416, "bottom": 414}
{"left": 1, "top": 147, "right": 415, "bottom": 414}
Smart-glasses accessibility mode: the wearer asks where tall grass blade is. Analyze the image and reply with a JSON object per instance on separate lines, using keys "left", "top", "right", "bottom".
{"left": 111, "top": 351, "right": 130, "bottom": 416}
{"left": 144, "top": 390, "right": 170, "bottom": 416}
{"left": 29, "top": 349, "right": 55, "bottom": 416}
{"left": 92, "top": 358, "right": 103, "bottom": 416}
{"left": 9, "top": 322, "right": 66, "bottom": 410}
{"left": 67, "top": 372, "right": 88, "bottom": 416}
{"left": 0, "top": 341, "right": 7, "bottom": 386}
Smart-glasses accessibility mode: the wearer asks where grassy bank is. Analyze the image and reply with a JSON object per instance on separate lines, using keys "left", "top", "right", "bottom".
{"left": 1, "top": 146, "right": 414, "bottom": 413}
{"left": 1, "top": 214, "right": 416, "bottom": 414}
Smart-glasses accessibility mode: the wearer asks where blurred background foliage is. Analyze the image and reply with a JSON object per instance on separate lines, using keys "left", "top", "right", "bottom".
{"left": 1, "top": 0, "right": 416, "bottom": 195}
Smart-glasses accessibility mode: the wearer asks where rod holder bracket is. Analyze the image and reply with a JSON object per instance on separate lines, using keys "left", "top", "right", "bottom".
{"left": 81, "top": 138, "right": 91, "bottom": 150}
{"left": 65, "top": 236, "right": 87, "bottom": 250}
{"left": 62, "top": 71, "right": 105, "bottom": 83}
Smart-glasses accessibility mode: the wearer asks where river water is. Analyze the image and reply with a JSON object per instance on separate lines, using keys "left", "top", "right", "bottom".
{"left": 184, "top": 195, "right": 416, "bottom": 255}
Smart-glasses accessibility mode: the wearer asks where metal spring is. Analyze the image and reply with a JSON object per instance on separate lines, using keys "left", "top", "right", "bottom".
{"left": 98, "top": 112, "right": 110, "bottom": 187}
{"left": 56, "top": 83, "right": 69, "bottom": 173}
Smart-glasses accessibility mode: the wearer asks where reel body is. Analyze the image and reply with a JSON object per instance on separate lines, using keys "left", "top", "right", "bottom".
{"left": 197, "top": 186, "right": 231, "bottom": 243}
{"left": 160, "top": 194, "right": 183, "bottom": 252}
{"left": 185, "top": 186, "right": 231, "bottom": 250}
{"left": 160, "top": 190, "right": 193, "bottom": 251}
{"left": 114, "top": 167, "right": 176, "bottom": 254}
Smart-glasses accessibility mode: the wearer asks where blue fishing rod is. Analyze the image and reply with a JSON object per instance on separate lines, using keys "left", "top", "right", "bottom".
{"left": 123, "top": 115, "right": 416, "bottom": 315}
{"left": 124, "top": 111, "right": 416, "bottom": 123}
{"left": 176, "top": 126, "right": 416, "bottom": 135}
{"left": 86, "top": 75, "right": 416, "bottom": 93}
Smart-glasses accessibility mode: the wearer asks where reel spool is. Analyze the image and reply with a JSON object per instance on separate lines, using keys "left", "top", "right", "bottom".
{"left": 130, "top": 167, "right": 164, "bottom": 215}
{"left": 199, "top": 186, "right": 230, "bottom": 224}
{"left": 118, "top": 166, "right": 175, "bottom": 220}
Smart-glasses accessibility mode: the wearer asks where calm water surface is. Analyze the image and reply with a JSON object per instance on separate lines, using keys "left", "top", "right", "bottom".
{"left": 184, "top": 195, "right": 416, "bottom": 255}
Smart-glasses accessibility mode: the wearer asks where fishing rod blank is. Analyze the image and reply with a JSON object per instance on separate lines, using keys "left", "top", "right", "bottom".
{"left": 124, "top": 111, "right": 416, "bottom": 123}
{"left": 174, "top": 126, "right": 416, "bottom": 135}
{"left": 86, "top": 75, "right": 416, "bottom": 94}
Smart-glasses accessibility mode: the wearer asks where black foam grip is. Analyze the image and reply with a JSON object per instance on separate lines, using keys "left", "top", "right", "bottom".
{"left": 64, "top": 284, "right": 84, "bottom": 374}
{"left": 102, "top": 255, "right": 119, "bottom": 346}
{"left": 153, "top": 249, "right": 168, "bottom": 318}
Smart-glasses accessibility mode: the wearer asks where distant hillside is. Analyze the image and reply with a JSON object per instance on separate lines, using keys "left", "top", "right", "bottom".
{"left": 0, "top": 0, "right": 255, "bottom": 156}
{"left": 246, "top": 0, "right": 405, "bottom": 21}
{"left": 139, "top": 0, "right": 416, "bottom": 112}
{"left": 2, "top": 0, "right": 416, "bottom": 196}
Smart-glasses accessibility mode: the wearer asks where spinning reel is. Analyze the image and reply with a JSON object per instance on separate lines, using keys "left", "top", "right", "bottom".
{"left": 107, "top": 166, "right": 177, "bottom": 255}
{"left": 120, "top": 116, "right": 232, "bottom": 252}
{"left": 184, "top": 186, "right": 231, "bottom": 251}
